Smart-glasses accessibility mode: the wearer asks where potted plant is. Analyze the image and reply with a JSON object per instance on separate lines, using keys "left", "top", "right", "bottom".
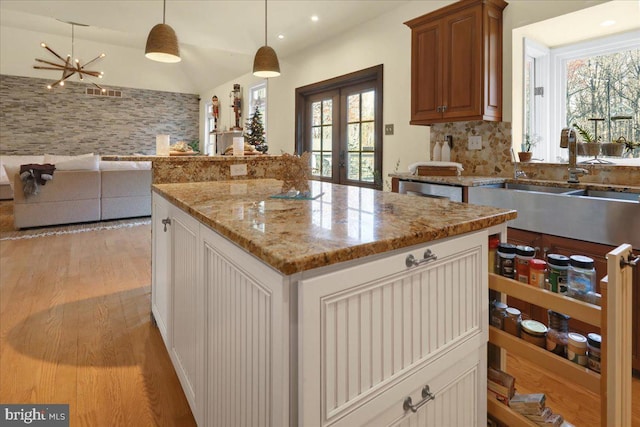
{"left": 601, "top": 136, "right": 625, "bottom": 157}
{"left": 573, "top": 123, "right": 601, "bottom": 157}
{"left": 518, "top": 134, "right": 536, "bottom": 162}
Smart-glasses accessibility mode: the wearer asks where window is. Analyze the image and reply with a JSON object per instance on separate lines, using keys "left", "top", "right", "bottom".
{"left": 249, "top": 82, "right": 267, "bottom": 138}
{"left": 523, "top": 31, "right": 639, "bottom": 163}
{"left": 296, "top": 65, "right": 383, "bottom": 190}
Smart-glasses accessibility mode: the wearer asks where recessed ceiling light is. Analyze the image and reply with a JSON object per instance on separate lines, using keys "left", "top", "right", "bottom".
{"left": 311, "top": 15, "right": 319, "bottom": 22}
{"left": 600, "top": 19, "right": 616, "bottom": 27}
{"left": 278, "top": 34, "right": 284, "bottom": 40}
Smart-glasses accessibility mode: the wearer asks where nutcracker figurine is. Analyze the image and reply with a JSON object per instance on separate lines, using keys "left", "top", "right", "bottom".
{"left": 211, "top": 95, "right": 219, "bottom": 131}
{"left": 230, "top": 84, "right": 242, "bottom": 130}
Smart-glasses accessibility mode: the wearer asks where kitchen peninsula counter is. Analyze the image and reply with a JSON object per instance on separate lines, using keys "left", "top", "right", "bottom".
{"left": 151, "top": 178, "right": 515, "bottom": 427}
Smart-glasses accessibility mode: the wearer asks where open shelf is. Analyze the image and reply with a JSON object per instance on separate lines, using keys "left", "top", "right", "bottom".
{"left": 489, "top": 326, "right": 600, "bottom": 393}
{"left": 489, "top": 273, "right": 601, "bottom": 327}
{"left": 487, "top": 397, "right": 537, "bottom": 427}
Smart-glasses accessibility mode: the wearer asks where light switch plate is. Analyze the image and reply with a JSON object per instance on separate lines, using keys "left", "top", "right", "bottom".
{"left": 468, "top": 135, "right": 482, "bottom": 150}
{"left": 385, "top": 124, "right": 394, "bottom": 135}
{"left": 230, "top": 164, "right": 247, "bottom": 176}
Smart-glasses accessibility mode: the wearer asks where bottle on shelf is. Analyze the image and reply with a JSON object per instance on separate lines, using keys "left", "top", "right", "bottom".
{"left": 547, "top": 254, "right": 570, "bottom": 294}
{"left": 546, "top": 310, "right": 570, "bottom": 357}
{"left": 567, "top": 255, "right": 596, "bottom": 301}
{"left": 515, "top": 245, "right": 536, "bottom": 283}
{"left": 497, "top": 243, "right": 517, "bottom": 279}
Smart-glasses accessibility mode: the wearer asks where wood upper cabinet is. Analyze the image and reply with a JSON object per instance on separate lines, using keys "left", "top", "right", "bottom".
{"left": 405, "top": 0, "right": 507, "bottom": 125}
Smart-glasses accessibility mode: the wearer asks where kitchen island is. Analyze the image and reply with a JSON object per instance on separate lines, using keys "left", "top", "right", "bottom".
{"left": 151, "top": 179, "right": 516, "bottom": 427}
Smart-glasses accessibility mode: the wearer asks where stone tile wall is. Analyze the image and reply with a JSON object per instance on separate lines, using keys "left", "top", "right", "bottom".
{"left": 430, "top": 121, "right": 639, "bottom": 186}
{"left": 0, "top": 75, "right": 199, "bottom": 155}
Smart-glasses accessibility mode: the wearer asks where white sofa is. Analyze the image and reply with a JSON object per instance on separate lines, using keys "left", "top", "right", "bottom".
{"left": 1, "top": 154, "right": 151, "bottom": 229}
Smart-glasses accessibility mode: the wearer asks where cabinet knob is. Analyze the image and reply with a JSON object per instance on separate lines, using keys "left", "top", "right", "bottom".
{"left": 403, "top": 385, "right": 435, "bottom": 413}
{"left": 405, "top": 249, "right": 437, "bottom": 268}
{"left": 162, "top": 217, "right": 171, "bottom": 232}
{"left": 436, "top": 106, "right": 442, "bottom": 113}
{"left": 442, "top": 105, "right": 447, "bottom": 112}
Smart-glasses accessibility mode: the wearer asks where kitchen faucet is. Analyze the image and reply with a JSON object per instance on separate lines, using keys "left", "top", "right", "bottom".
{"left": 511, "top": 148, "right": 527, "bottom": 179}
{"left": 561, "top": 127, "right": 588, "bottom": 183}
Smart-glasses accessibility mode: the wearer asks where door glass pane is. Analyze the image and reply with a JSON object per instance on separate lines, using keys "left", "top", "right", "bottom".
{"left": 312, "top": 102, "right": 321, "bottom": 126}
{"left": 348, "top": 123, "right": 360, "bottom": 151}
{"left": 361, "top": 91, "right": 375, "bottom": 121}
{"left": 322, "top": 100, "right": 333, "bottom": 125}
{"left": 322, "top": 126, "right": 332, "bottom": 151}
{"left": 311, "top": 153, "right": 322, "bottom": 176}
{"left": 361, "top": 122, "right": 374, "bottom": 151}
{"left": 322, "top": 154, "right": 332, "bottom": 177}
{"left": 312, "top": 127, "right": 321, "bottom": 151}
{"left": 361, "top": 153, "right": 375, "bottom": 182}
{"left": 348, "top": 153, "right": 360, "bottom": 180}
{"left": 347, "top": 94, "right": 360, "bottom": 123}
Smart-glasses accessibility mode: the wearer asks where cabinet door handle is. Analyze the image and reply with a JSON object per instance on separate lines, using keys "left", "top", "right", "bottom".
{"left": 405, "top": 249, "right": 437, "bottom": 268}
{"left": 162, "top": 217, "right": 171, "bottom": 232}
{"left": 436, "top": 106, "right": 442, "bottom": 113}
{"left": 403, "top": 385, "right": 435, "bottom": 413}
{"left": 442, "top": 105, "right": 447, "bottom": 112}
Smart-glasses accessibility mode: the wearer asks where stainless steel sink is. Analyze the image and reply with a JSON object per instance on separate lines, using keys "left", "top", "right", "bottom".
{"left": 567, "top": 189, "right": 640, "bottom": 202}
{"left": 504, "top": 182, "right": 576, "bottom": 194}
{"left": 468, "top": 184, "right": 639, "bottom": 248}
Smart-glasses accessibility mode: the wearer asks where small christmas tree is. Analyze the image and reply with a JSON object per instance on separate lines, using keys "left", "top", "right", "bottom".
{"left": 244, "top": 106, "right": 266, "bottom": 148}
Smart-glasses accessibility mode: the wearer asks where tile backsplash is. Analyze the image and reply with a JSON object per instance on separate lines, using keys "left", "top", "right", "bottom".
{"left": 430, "top": 121, "right": 639, "bottom": 186}
{"left": 0, "top": 75, "right": 199, "bottom": 156}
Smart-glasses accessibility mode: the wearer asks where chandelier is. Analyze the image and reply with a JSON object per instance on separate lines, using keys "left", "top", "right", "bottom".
{"left": 33, "top": 21, "right": 106, "bottom": 92}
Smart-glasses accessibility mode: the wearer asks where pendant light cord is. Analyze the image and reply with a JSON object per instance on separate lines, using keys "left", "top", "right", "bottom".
{"left": 264, "top": 0, "right": 268, "bottom": 45}
{"left": 163, "top": 0, "right": 167, "bottom": 24}
{"left": 71, "top": 23, "right": 75, "bottom": 61}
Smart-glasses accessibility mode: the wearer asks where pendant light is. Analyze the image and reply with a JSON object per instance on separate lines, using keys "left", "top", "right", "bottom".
{"left": 145, "top": 0, "right": 181, "bottom": 63}
{"left": 253, "top": 0, "right": 280, "bottom": 77}
{"left": 33, "top": 21, "right": 106, "bottom": 91}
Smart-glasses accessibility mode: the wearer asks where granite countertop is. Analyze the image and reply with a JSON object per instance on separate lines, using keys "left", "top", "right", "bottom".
{"left": 152, "top": 179, "right": 516, "bottom": 275}
{"left": 102, "top": 154, "right": 277, "bottom": 162}
{"left": 389, "top": 173, "right": 506, "bottom": 187}
{"left": 390, "top": 173, "right": 640, "bottom": 193}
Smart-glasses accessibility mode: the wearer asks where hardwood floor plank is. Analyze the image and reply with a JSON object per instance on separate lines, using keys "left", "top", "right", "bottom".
{"left": 0, "top": 225, "right": 195, "bottom": 426}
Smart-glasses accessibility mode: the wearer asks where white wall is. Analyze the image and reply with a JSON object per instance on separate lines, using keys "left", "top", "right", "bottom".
{"left": 204, "top": 1, "right": 605, "bottom": 187}
{"left": 205, "top": 2, "right": 454, "bottom": 187}
{"left": 1, "top": 25, "right": 197, "bottom": 94}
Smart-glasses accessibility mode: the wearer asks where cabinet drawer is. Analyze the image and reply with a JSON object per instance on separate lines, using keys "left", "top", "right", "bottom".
{"left": 298, "top": 231, "right": 488, "bottom": 426}
{"left": 340, "top": 343, "right": 486, "bottom": 427}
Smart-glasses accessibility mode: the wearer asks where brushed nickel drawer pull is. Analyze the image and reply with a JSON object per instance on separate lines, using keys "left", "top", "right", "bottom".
{"left": 405, "top": 250, "right": 437, "bottom": 268}
{"left": 162, "top": 217, "right": 171, "bottom": 232}
{"left": 403, "top": 385, "right": 435, "bottom": 413}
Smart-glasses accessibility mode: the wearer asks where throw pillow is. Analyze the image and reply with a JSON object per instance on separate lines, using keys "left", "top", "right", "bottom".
{"left": 44, "top": 153, "right": 99, "bottom": 171}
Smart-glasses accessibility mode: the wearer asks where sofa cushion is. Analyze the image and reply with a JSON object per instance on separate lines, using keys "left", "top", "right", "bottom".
{"left": 44, "top": 153, "right": 99, "bottom": 171}
{"left": 0, "top": 155, "right": 46, "bottom": 189}
{"left": 13, "top": 170, "right": 101, "bottom": 204}
{"left": 100, "top": 160, "right": 151, "bottom": 171}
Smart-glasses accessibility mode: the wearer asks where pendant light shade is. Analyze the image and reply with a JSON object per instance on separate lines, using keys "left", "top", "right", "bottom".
{"left": 253, "top": 46, "right": 280, "bottom": 77}
{"left": 145, "top": 0, "right": 181, "bottom": 63}
{"left": 253, "top": 0, "right": 280, "bottom": 77}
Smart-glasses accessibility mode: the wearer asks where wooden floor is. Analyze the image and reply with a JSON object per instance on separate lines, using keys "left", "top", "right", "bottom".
{"left": 0, "top": 224, "right": 195, "bottom": 426}
{"left": 1, "top": 224, "right": 638, "bottom": 426}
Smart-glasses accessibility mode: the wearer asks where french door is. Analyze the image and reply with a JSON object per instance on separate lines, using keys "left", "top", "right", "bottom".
{"left": 296, "top": 65, "right": 383, "bottom": 189}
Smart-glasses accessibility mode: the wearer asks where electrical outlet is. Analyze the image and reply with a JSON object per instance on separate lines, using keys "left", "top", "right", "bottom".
{"left": 230, "top": 164, "right": 247, "bottom": 176}
{"left": 385, "top": 124, "right": 394, "bottom": 135}
{"left": 468, "top": 135, "right": 482, "bottom": 150}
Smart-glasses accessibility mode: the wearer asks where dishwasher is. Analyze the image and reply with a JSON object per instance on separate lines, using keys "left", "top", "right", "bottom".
{"left": 398, "top": 180, "right": 463, "bottom": 202}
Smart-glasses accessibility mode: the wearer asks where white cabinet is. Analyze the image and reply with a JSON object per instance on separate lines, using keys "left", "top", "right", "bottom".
{"left": 199, "top": 225, "right": 290, "bottom": 427}
{"left": 151, "top": 193, "right": 206, "bottom": 426}
{"left": 152, "top": 192, "right": 490, "bottom": 427}
{"left": 151, "top": 193, "right": 171, "bottom": 344}
{"left": 298, "top": 230, "right": 487, "bottom": 426}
